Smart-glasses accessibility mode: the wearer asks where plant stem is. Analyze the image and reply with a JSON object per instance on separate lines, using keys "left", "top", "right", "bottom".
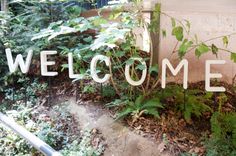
{"left": 109, "top": 61, "right": 120, "bottom": 97}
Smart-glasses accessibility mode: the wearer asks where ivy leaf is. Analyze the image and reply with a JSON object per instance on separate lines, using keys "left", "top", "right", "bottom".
{"left": 231, "top": 53, "right": 236, "bottom": 62}
{"left": 178, "top": 39, "right": 193, "bottom": 58}
{"left": 195, "top": 43, "right": 209, "bottom": 58}
{"left": 223, "top": 36, "right": 229, "bottom": 47}
{"left": 149, "top": 64, "right": 159, "bottom": 74}
{"left": 172, "top": 26, "right": 183, "bottom": 41}
{"left": 211, "top": 44, "right": 218, "bottom": 56}
{"left": 171, "top": 18, "right": 176, "bottom": 27}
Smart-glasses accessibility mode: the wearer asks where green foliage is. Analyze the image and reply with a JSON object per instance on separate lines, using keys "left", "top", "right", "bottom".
{"left": 83, "top": 85, "right": 96, "bottom": 94}
{"left": 149, "top": 64, "right": 159, "bottom": 74}
{"left": 178, "top": 39, "right": 193, "bottom": 58}
{"left": 211, "top": 44, "right": 218, "bottom": 56}
{"left": 205, "top": 112, "right": 236, "bottom": 155}
{"left": 149, "top": 3, "right": 161, "bottom": 34}
{"left": 195, "top": 43, "right": 210, "bottom": 58}
{"left": 61, "top": 130, "right": 105, "bottom": 156}
{"left": 157, "top": 85, "right": 212, "bottom": 122}
{"left": 0, "top": 104, "right": 80, "bottom": 155}
{"left": 116, "top": 95, "right": 164, "bottom": 121}
{"left": 223, "top": 36, "right": 229, "bottom": 47}
{"left": 0, "top": 0, "right": 92, "bottom": 87}
{"left": 231, "top": 53, "right": 236, "bottom": 63}
{"left": 210, "top": 112, "right": 236, "bottom": 147}
{"left": 217, "top": 93, "right": 228, "bottom": 113}
{"left": 172, "top": 26, "right": 184, "bottom": 41}
{"left": 204, "top": 137, "right": 236, "bottom": 156}
{"left": 101, "top": 85, "right": 116, "bottom": 98}
{"left": 3, "top": 78, "right": 47, "bottom": 107}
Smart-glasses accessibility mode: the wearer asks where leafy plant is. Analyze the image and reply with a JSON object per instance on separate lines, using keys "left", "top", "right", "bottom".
{"left": 204, "top": 137, "right": 236, "bottom": 156}
{"left": 116, "top": 95, "right": 164, "bottom": 123}
{"left": 61, "top": 130, "right": 105, "bottom": 156}
{"left": 210, "top": 112, "right": 236, "bottom": 146}
{"left": 204, "top": 112, "right": 236, "bottom": 155}
{"left": 157, "top": 85, "right": 213, "bottom": 122}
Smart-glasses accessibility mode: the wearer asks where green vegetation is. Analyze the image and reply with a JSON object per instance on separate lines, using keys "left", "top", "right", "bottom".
{"left": 115, "top": 95, "right": 164, "bottom": 122}
{"left": 0, "top": 0, "right": 236, "bottom": 155}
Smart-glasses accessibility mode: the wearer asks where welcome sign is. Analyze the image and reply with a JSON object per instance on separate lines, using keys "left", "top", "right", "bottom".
{"left": 1, "top": 0, "right": 236, "bottom": 156}
{"left": 5, "top": 48, "right": 226, "bottom": 92}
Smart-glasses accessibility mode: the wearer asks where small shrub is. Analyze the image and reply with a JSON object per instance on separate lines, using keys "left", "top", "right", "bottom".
{"left": 203, "top": 112, "right": 236, "bottom": 156}
{"left": 116, "top": 95, "right": 164, "bottom": 122}
{"left": 157, "top": 85, "right": 213, "bottom": 122}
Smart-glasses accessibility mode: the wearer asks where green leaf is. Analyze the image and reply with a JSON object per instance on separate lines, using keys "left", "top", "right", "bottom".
{"left": 149, "top": 64, "right": 159, "bottom": 74}
{"left": 172, "top": 26, "right": 183, "bottom": 41}
{"left": 142, "top": 98, "right": 164, "bottom": 109}
{"left": 211, "top": 44, "right": 218, "bottom": 56}
{"left": 210, "top": 112, "right": 222, "bottom": 138}
{"left": 178, "top": 39, "right": 193, "bottom": 58}
{"left": 114, "top": 50, "right": 125, "bottom": 57}
{"left": 231, "top": 53, "right": 236, "bottom": 62}
{"left": 116, "top": 108, "right": 133, "bottom": 120}
{"left": 135, "top": 95, "right": 144, "bottom": 106}
{"left": 83, "top": 36, "right": 93, "bottom": 43}
{"left": 61, "top": 64, "right": 69, "bottom": 71}
{"left": 135, "top": 64, "right": 146, "bottom": 70}
{"left": 144, "top": 108, "right": 160, "bottom": 118}
{"left": 171, "top": 18, "right": 176, "bottom": 27}
{"left": 162, "top": 29, "right": 166, "bottom": 38}
{"left": 223, "top": 36, "right": 229, "bottom": 47}
{"left": 195, "top": 43, "right": 209, "bottom": 58}
{"left": 125, "top": 58, "right": 135, "bottom": 66}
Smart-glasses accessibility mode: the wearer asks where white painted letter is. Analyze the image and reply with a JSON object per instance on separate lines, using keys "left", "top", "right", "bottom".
{"left": 125, "top": 57, "right": 147, "bottom": 86}
{"left": 68, "top": 53, "right": 80, "bottom": 79}
{"left": 205, "top": 60, "right": 226, "bottom": 92}
{"left": 40, "top": 51, "right": 58, "bottom": 76}
{"left": 162, "top": 59, "right": 188, "bottom": 89}
{"left": 90, "top": 55, "right": 111, "bottom": 83}
{"left": 5, "top": 48, "right": 33, "bottom": 74}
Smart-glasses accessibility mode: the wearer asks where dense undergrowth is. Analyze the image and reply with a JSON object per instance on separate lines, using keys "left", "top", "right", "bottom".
{"left": 0, "top": 0, "right": 236, "bottom": 155}
{"left": 0, "top": 77, "right": 105, "bottom": 156}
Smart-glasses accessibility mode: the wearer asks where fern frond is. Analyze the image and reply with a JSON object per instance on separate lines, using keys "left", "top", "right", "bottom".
{"left": 116, "top": 108, "right": 133, "bottom": 120}
{"left": 210, "top": 112, "right": 222, "bottom": 139}
{"left": 144, "top": 108, "right": 160, "bottom": 118}
{"left": 141, "top": 98, "right": 164, "bottom": 109}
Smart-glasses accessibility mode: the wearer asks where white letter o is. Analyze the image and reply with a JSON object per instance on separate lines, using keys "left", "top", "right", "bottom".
{"left": 125, "top": 57, "right": 147, "bottom": 86}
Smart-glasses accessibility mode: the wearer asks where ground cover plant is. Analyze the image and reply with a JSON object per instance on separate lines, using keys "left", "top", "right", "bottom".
{"left": 0, "top": 77, "right": 106, "bottom": 156}
{"left": 0, "top": 0, "right": 236, "bottom": 155}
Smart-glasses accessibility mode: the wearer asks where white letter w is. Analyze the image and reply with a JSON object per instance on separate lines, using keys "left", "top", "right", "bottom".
{"left": 5, "top": 48, "right": 33, "bottom": 74}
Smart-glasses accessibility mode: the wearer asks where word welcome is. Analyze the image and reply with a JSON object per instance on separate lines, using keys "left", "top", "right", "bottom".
{"left": 5, "top": 49, "right": 226, "bottom": 92}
